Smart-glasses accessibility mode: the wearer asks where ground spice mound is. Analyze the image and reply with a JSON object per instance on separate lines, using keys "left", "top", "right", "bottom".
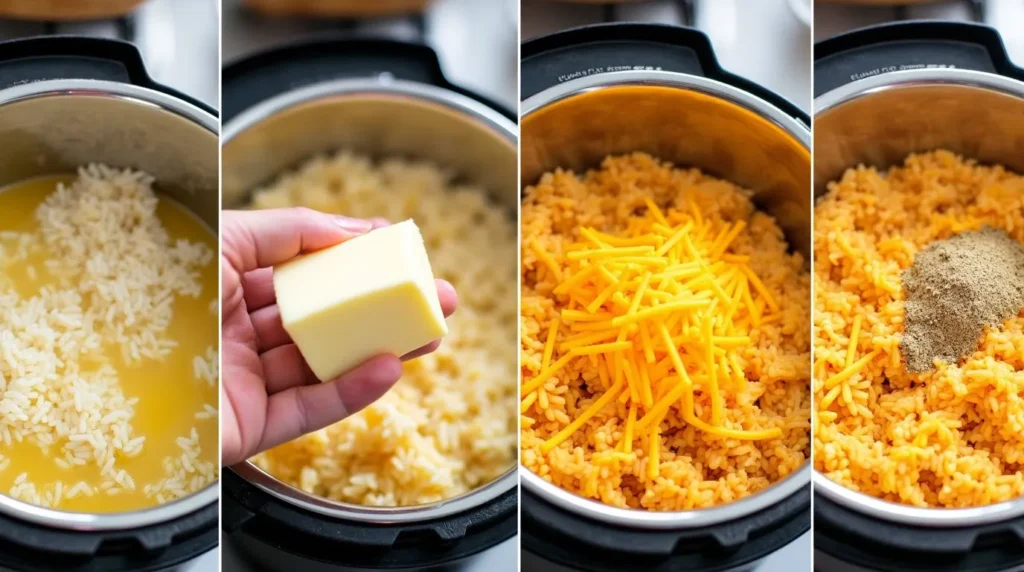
{"left": 901, "top": 228, "right": 1024, "bottom": 372}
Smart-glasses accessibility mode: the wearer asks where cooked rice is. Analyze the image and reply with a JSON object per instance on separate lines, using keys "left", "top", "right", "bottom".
{"left": 814, "top": 150, "right": 1024, "bottom": 507}
{"left": 249, "top": 151, "right": 517, "bottom": 506}
{"left": 0, "top": 165, "right": 218, "bottom": 509}
{"left": 521, "top": 153, "right": 811, "bottom": 510}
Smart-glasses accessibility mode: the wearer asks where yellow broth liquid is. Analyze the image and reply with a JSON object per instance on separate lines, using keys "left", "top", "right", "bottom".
{"left": 0, "top": 175, "right": 218, "bottom": 512}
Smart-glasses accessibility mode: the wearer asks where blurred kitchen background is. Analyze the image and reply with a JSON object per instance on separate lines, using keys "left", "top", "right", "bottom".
{"left": 222, "top": 0, "right": 518, "bottom": 113}
{"left": 522, "top": 0, "right": 812, "bottom": 113}
{"left": 0, "top": 0, "right": 219, "bottom": 109}
{"left": 816, "top": 0, "right": 1024, "bottom": 69}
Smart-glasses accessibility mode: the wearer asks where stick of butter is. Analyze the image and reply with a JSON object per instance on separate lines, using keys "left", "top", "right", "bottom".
{"left": 273, "top": 219, "right": 448, "bottom": 382}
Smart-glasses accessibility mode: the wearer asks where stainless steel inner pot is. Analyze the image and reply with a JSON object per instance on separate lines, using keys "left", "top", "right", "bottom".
{"left": 814, "top": 68, "right": 1024, "bottom": 527}
{"left": 815, "top": 68, "right": 1024, "bottom": 197}
{"left": 521, "top": 70, "right": 812, "bottom": 528}
{"left": 223, "top": 77, "right": 518, "bottom": 523}
{"left": 0, "top": 79, "right": 219, "bottom": 530}
{"left": 0, "top": 79, "right": 218, "bottom": 228}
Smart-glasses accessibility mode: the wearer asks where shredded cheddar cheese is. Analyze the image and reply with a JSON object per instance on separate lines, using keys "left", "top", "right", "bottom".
{"left": 523, "top": 183, "right": 787, "bottom": 474}
{"left": 845, "top": 314, "right": 862, "bottom": 368}
{"left": 521, "top": 153, "right": 810, "bottom": 511}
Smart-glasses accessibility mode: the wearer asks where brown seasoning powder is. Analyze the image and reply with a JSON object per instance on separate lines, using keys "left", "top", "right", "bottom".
{"left": 901, "top": 227, "right": 1024, "bottom": 372}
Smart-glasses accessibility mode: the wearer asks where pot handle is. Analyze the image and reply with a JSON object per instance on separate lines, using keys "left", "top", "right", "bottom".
{"left": 521, "top": 23, "right": 808, "bottom": 126}
{"left": 0, "top": 36, "right": 142, "bottom": 88}
{"left": 221, "top": 39, "right": 452, "bottom": 124}
{"left": 0, "top": 36, "right": 216, "bottom": 116}
{"left": 814, "top": 21, "right": 1024, "bottom": 98}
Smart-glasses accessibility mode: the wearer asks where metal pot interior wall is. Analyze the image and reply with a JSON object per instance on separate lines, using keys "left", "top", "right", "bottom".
{"left": 814, "top": 82, "right": 1024, "bottom": 197}
{"left": 222, "top": 92, "right": 517, "bottom": 212}
{"left": 521, "top": 84, "right": 811, "bottom": 259}
{"left": 0, "top": 92, "right": 218, "bottom": 228}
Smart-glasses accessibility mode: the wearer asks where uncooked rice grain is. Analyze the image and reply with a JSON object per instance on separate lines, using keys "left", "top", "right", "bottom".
{"left": 192, "top": 345, "right": 218, "bottom": 386}
{"left": 0, "top": 165, "right": 218, "bottom": 508}
{"left": 195, "top": 403, "right": 218, "bottom": 421}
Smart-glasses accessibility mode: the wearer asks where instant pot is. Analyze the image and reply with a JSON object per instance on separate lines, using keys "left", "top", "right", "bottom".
{"left": 813, "top": 22, "right": 1024, "bottom": 572}
{"left": 520, "top": 24, "right": 811, "bottom": 572}
{"left": 0, "top": 37, "right": 219, "bottom": 572}
{"left": 220, "top": 39, "right": 518, "bottom": 571}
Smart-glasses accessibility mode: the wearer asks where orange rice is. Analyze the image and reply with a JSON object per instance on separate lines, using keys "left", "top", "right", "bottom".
{"left": 814, "top": 150, "right": 1024, "bottom": 507}
{"left": 521, "top": 153, "right": 811, "bottom": 510}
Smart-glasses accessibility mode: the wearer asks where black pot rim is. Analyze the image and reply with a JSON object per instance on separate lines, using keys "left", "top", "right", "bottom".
{"left": 521, "top": 22, "right": 808, "bottom": 125}
{"left": 221, "top": 36, "right": 514, "bottom": 125}
{"left": 0, "top": 36, "right": 216, "bottom": 116}
{"left": 813, "top": 20, "right": 1024, "bottom": 98}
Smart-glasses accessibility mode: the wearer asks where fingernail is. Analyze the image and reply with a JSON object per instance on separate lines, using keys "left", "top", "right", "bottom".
{"left": 335, "top": 217, "right": 373, "bottom": 233}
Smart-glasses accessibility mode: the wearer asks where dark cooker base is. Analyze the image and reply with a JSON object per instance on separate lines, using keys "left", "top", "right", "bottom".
{"left": 521, "top": 550, "right": 762, "bottom": 572}
{"left": 223, "top": 535, "right": 510, "bottom": 572}
{"left": 0, "top": 563, "right": 198, "bottom": 572}
{"left": 815, "top": 551, "right": 1024, "bottom": 572}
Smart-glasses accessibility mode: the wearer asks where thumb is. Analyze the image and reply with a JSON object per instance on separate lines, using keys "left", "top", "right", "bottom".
{"left": 222, "top": 207, "right": 372, "bottom": 274}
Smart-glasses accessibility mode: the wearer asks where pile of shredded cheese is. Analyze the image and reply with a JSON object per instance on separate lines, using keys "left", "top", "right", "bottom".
{"left": 524, "top": 198, "right": 784, "bottom": 479}
{"left": 521, "top": 153, "right": 810, "bottom": 510}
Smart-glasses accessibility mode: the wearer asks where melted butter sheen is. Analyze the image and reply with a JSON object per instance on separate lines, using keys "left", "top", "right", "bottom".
{"left": 0, "top": 176, "right": 218, "bottom": 513}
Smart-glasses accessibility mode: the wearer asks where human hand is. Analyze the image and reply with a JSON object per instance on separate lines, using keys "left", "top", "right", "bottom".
{"left": 220, "top": 208, "right": 456, "bottom": 466}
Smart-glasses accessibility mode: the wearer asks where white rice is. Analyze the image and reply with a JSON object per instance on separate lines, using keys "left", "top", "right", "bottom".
{"left": 194, "top": 403, "right": 218, "bottom": 421}
{"left": 0, "top": 165, "right": 217, "bottom": 508}
{"left": 143, "top": 426, "right": 214, "bottom": 503}
{"left": 192, "top": 346, "right": 218, "bottom": 386}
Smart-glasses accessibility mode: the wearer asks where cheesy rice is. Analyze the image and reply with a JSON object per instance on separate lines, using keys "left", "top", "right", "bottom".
{"left": 814, "top": 150, "right": 1024, "bottom": 507}
{"left": 521, "top": 153, "right": 811, "bottom": 511}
